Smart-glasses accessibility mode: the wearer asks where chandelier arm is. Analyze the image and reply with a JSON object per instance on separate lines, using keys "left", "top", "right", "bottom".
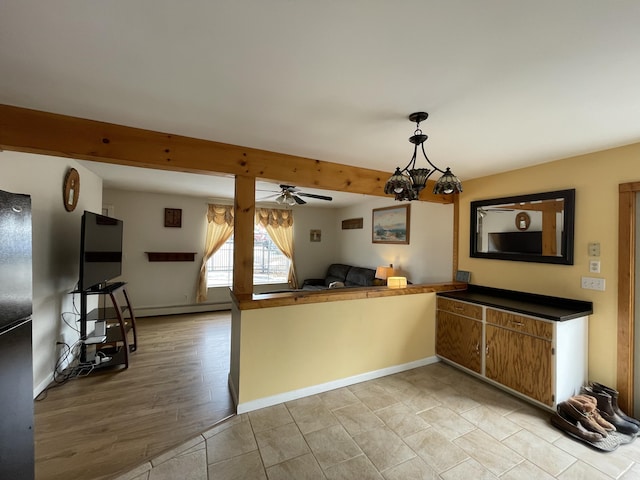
{"left": 421, "top": 143, "right": 446, "bottom": 174}
{"left": 400, "top": 143, "right": 419, "bottom": 173}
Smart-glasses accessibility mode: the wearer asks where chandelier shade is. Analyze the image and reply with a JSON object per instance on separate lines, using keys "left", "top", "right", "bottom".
{"left": 384, "top": 112, "right": 462, "bottom": 200}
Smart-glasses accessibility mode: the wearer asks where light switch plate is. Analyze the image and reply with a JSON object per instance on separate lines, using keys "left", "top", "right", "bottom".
{"left": 581, "top": 276, "right": 605, "bottom": 291}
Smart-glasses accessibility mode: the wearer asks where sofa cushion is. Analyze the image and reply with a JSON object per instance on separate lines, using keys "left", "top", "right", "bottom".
{"left": 324, "top": 263, "right": 351, "bottom": 286}
{"left": 345, "top": 266, "right": 376, "bottom": 287}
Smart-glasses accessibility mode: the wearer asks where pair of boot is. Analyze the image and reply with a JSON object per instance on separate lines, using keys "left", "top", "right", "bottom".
{"left": 552, "top": 394, "right": 621, "bottom": 451}
{"left": 581, "top": 383, "right": 640, "bottom": 436}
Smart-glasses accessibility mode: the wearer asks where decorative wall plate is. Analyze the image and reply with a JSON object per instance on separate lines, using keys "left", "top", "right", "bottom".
{"left": 63, "top": 167, "right": 80, "bottom": 212}
{"left": 515, "top": 211, "right": 530, "bottom": 231}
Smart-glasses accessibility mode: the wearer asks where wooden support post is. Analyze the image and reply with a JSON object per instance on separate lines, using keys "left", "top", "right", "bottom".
{"left": 232, "top": 176, "right": 255, "bottom": 296}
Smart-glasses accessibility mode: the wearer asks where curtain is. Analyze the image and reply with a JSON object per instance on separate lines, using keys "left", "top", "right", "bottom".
{"left": 256, "top": 208, "right": 298, "bottom": 289}
{"left": 196, "top": 204, "right": 234, "bottom": 303}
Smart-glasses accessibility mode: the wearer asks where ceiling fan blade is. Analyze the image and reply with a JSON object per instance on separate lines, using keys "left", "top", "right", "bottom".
{"left": 297, "top": 192, "right": 333, "bottom": 201}
{"left": 293, "top": 195, "right": 307, "bottom": 205}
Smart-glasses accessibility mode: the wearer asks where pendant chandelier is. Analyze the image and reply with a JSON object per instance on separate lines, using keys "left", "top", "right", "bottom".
{"left": 384, "top": 112, "right": 462, "bottom": 201}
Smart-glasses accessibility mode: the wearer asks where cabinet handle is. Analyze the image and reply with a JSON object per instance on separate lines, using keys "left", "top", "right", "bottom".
{"left": 453, "top": 305, "right": 464, "bottom": 311}
{"left": 510, "top": 320, "right": 525, "bottom": 327}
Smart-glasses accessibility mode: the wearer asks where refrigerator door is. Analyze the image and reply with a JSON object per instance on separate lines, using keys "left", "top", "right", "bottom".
{"left": 0, "top": 319, "right": 34, "bottom": 480}
{"left": 0, "top": 190, "right": 32, "bottom": 331}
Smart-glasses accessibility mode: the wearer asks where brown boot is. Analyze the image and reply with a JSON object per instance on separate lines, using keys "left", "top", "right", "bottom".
{"left": 591, "top": 382, "right": 640, "bottom": 428}
{"left": 570, "top": 395, "right": 615, "bottom": 432}
{"left": 582, "top": 386, "right": 640, "bottom": 435}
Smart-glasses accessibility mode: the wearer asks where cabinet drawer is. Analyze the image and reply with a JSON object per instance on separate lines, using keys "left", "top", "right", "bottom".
{"left": 486, "top": 308, "right": 552, "bottom": 341}
{"left": 437, "top": 297, "right": 482, "bottom": 320}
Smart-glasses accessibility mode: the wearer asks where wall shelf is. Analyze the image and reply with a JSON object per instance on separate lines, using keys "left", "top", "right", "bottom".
{"left": 145, "top": 252, "right": 196, "bottom": 262}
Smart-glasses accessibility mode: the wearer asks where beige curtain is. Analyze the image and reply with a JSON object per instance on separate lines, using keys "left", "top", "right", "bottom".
{"left": 196, "top": 204, "right": 234, "bottom": 302}
{"left": 256, "top": 208, "right": 298, "bottom": 289}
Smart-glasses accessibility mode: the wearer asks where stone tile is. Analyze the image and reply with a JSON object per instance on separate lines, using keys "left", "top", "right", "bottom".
{"left": 399, "top": 388, "right": 442, "bottom": 414}
{"left": 557, "top": 460, "right": 613, "bottom": 480}
{"left": 112, "top": 462, "right": 152, "bottom": 480}
{"left": 265, "top": 453, "right": 326, "bottom": 480}
{"left": 380, "top": 456, "right": 440, "bottom": 480}
{"left": 503, "top": 429, "right": 576, "bottom": 477}
{"left": 352, "top": 426, "right": 415, "bottom": 471}
{"left": 319, "top": 387, "right": 361, "bottom": 411}
{"left": 429, "top": 385, "right": 480, "bottom": 413}
{"left": 205, "top": 419, "right": 257, "bottom": 464}
{"left": 254, "top": 422, "right": 310, "bottom": 468}
{"left": 375, "top": 402, "right": 430, "bottom": 438}
{"left": 350, "top": 382, "right": 402, "bottom": 411}
{"left": 452, "top": 428, "right": 523, "bottom": 476}
{"left": 439, "top": 457, "right": 498, "bottom": 480}
{"left": 553, "top": 434, "right": 634, "bottom": 478}
{"left": 202, "top": 414, "right": 249, "bottom": 439}
{"left": 418, "top": 405, "right": 476, "bottom": 440}
{"left": 333, "top": 402, "right": 385, "bottom": 436}
{"left": 505, "top": 404, "right": 563, "bottom": 443}
{"left": 208, "top": 450, "right": 266, "bottom": 480}
{"left": 286, "top": 395, "right": 339, "bottom": 434}
{"left": 323, "top": 454, "right": 384, "bottom": 480}
{"left": 620, "top": 462, "right": 640, "bottom": 479}
{"left": 148, "top": 449, "right": 207, "bottom": 480}
{"left": 249, "top": 404, "right": 294, "bottom": 433}
{"left": 461, "top": 405, "right": 522, "bottom": 441}
{"left": 304, "top": 424, "right": 363, "bottom": 470}
{"left": 499, "top": 460, "right": 555, "bottom": 480}
{"left": 404, "top": 428, "right": 469, "bottom": 473}
{"left": 151, "top": 435, "right": 205, "bottom": 466}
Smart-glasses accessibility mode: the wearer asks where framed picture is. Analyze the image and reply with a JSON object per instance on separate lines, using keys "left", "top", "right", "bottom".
{"left": 164, "top": 208, "right": 182, "bottom": 228}
{"left": 372, "top": 205, "right": 410, "bottom": 244}
{"left": 310, "top": 229, "right": 321, "bottom": 242}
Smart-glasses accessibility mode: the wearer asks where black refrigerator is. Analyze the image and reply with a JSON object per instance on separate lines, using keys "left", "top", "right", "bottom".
{"left": 0, "top": 189, "right": 34, "bottom": 479}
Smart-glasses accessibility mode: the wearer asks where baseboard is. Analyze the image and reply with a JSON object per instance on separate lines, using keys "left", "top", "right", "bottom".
{"left": 236, "top": 356, "right": 439, "bottom": 414}
{"left": 34, "top": 373, "right": 54, "bottom": 398}
{"left": 135, "top": 302, "right": 232, "bottom": 317}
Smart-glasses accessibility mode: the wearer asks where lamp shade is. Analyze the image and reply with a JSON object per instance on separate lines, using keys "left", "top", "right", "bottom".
{"left": 387, "top": 276, "right": 407, "bottom": 289}
{"left": 375, "top": 266, "right": 393, "bottom": 280}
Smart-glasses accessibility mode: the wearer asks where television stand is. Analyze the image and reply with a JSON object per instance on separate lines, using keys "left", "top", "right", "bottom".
{"left": 75, "top": 282, "right": 138, "bottom": 370}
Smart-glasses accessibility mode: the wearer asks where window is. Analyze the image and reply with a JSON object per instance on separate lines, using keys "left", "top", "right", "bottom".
{"left": 206, "top": 223, "right": 290, "bottom": 287}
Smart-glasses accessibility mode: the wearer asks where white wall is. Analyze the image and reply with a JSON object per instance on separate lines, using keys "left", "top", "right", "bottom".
{"left": 0, "top": 151, "right": 103, "bottom": 395}
{"left": 100, "top": 189, "right": 454, "bottom": 313}
{"left": 292, "top": 206, "right": 339, "bottom": 282}
{"left": 336, "top": 197, "right": 454, "bottom": 283}
{"left": 102, "top": 189, "right": 230, "bottom": 314}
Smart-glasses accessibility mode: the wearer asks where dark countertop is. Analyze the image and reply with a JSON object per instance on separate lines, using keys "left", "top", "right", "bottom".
{"left": 437, "top": 284, "right": 593, "bottom": 321}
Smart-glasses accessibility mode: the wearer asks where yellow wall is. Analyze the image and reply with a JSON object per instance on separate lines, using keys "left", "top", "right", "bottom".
{"left": 458, "top": 141, "right": 640, "bottom": 386}
{"left": 236, "top": 293, "right": 437, "bottom": 405}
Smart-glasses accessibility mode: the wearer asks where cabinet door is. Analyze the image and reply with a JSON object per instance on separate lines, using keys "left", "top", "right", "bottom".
{"left": 436, "top": 311, "right": 482, "bottom": 373}
{"left": 485, "top": 325, "right": 553, "bottom": 406}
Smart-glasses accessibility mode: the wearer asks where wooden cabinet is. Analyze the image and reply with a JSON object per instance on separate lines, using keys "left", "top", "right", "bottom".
{"left": 436, "top": 291, "right": 589, "bottom": 410}
{"left": 436, "top": 299, "right": 482, "bottom": 373}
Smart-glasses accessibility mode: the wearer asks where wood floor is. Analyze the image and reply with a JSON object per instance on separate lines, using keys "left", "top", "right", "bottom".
{"left": 34, "top": 311, "right": 235, "bottom": 480}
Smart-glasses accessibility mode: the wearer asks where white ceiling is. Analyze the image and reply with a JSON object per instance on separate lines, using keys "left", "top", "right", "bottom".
{"left": 2, "top": 1, "right": 640, "bottom": 205}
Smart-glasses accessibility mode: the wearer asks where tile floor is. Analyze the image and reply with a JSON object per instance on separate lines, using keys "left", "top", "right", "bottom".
{"left": 112, "top": 363, "right": 640, "bottom": 479}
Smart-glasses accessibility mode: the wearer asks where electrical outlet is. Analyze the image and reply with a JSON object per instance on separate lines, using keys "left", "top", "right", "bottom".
{"left": 589, "top": 260, "right": 601, "bottom": 273}
{"left": 588, "top": 242, "right": 601, "bottom": 257}
{"left": 581, "top": 276, "right": 606, "bottom": 291}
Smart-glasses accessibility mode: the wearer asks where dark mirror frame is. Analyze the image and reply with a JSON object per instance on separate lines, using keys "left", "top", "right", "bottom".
{"left": 470, "top": 189, "right": 575, "bottom": 265}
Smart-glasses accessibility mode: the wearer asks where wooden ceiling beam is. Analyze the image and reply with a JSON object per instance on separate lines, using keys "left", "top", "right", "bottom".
{"left": 0, "top": 104, "right": 452, "bottom": 204}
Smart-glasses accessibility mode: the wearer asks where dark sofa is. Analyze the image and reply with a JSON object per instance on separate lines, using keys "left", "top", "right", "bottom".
{"left": 301, "top": 263, "right": 378, "bottom": 290}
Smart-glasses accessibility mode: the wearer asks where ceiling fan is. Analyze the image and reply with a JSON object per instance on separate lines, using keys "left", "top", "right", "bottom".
{"left": 261, "top": 185, "right": 333, "bottom": 206}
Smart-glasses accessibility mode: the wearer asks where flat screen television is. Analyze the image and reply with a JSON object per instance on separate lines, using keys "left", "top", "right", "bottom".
{"left": 79, "top": 211, "right": 124, "bottom": 291}
{"left": 488, "top": 231, "right": 543, "bottom": 255}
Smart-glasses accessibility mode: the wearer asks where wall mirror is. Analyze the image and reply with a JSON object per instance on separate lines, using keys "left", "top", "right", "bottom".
{"left": 470, "top": 189, "right": 575, "bottom": 264}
